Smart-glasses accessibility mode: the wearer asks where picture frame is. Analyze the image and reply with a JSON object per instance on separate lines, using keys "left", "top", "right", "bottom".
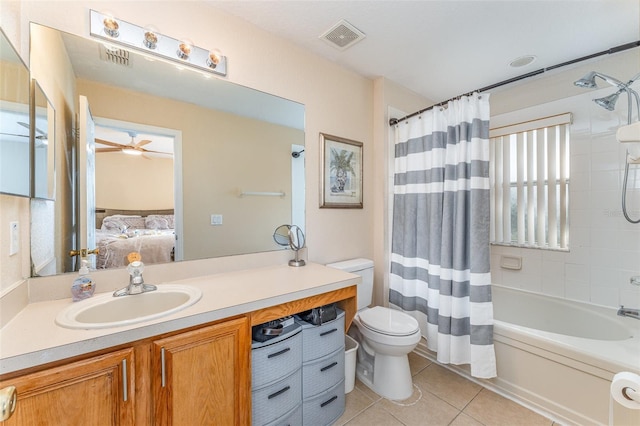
{"left": 320, "top": 133, "right": 363, "bottom": 208}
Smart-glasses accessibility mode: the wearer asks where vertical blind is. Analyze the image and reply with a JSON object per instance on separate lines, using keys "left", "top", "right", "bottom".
{"left": 489, "top": 113, "right": 572, "bottom": 250}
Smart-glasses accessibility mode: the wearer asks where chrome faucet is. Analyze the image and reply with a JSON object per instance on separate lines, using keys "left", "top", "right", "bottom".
{"left": 113, "top": 260, "right": 157, "bottom": 297}
{"left": 617, "top": 305, "right": 640, "bottom": 320}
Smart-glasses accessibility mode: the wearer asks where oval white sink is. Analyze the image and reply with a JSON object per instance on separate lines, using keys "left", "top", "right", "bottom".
{"left": 56, "top": 284, "right": 202, "bottom": 329}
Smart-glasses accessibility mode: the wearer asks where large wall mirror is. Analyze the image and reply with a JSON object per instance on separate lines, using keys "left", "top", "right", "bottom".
{"left": 0, "top": 29, "right": 31, "bottom": 197}
{"left": 29, "top": 23, "right": 305, "bottom": 277}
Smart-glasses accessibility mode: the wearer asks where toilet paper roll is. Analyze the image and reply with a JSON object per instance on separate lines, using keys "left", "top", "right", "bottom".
{"left": 611, "top": 372, "right": 640, "bottom": 410}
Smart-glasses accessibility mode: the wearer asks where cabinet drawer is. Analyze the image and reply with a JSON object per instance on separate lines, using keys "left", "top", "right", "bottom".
{"left": 302, "top": 346, "right": 345, "bottom": 399}
{"left": 252, "top": 368, "right": 302, "bottom": 426}
{"left": 299, "top": 310, "right": 345, "bottom": 362}
{"left": 252, "top": 329, "right": 302, "bottom": 389}
{"left": 302, "top": 379, "right": 345, "bottom": 426}
{"left": 264, "top": 402, "right": 302, "bottom": 426}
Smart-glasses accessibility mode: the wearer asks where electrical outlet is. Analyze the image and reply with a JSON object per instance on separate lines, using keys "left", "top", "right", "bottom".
{"left": 9, "top": 221, "right": 19, "bottom": 256}
{"left": 210, "top": 214, "right": 223, "bottom": 226}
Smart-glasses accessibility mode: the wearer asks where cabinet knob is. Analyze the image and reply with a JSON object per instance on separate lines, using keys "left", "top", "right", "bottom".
{"left": 0, "top": 385, "right": 17, "bottom": 421}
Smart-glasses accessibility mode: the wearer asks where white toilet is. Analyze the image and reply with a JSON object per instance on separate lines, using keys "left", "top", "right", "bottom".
{"left": 327, "top": 258, "right": 421, "bottom": 400}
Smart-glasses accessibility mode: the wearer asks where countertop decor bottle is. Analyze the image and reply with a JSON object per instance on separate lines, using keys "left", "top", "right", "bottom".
{"left": 71, "top": 259, "right": 95, "bottom": 301}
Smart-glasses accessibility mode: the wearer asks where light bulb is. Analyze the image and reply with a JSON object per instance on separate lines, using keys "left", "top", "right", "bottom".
{"left": 177, "top": 39, "right": 193, "bottom": 60}
{"left": 207, "top": 49, "right": 222, "bottom": 69}
{"left": 122, "top": 148, "right": 142, "bottom": 156}
{"left": 103, "top": 16, "right": 120, "bottom": 38}
{"left": 143, "top": 26, "right": 160, "bottom": 50}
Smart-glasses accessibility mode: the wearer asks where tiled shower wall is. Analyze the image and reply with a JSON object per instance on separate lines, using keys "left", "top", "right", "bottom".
{"left": 490, "top": 88, "right": 640, "bottom": 309}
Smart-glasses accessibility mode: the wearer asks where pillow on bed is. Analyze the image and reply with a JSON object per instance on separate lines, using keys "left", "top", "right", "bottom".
{"left": 146, "top": 214, "right": 175, "bottom": 229}
{"left": 145, "top": 217, "right": 170, "bottom": 230}
{"left": 102, "top": 216, "right": 147, "bottom": 231}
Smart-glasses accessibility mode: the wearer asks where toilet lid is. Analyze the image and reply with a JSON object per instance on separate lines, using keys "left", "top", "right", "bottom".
{"left": 359, "top": 306, "right": 419, "bottom": 336}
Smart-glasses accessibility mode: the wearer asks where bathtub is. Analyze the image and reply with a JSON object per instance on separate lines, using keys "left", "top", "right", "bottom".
{"left": 415, "top": 285, "right": 640, "bottom": 425}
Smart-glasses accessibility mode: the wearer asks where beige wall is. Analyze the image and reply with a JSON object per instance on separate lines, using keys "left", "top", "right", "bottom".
{"left": 0, "top": 194, "right": 30, "bottom": 293}
{"left": 0, "top": 60, "right": 29, "bottom": 102}
{"left": 95, "top": 154, "right": 174, "bottom": 210}
{"left": 1, "top": 1, "right": 377, "bottom": 297}
{"left": 83, "top": 81, "right": 175, "bottom": 212}
{"left": 181, "top": 113, "right": 299, "bottom": 259}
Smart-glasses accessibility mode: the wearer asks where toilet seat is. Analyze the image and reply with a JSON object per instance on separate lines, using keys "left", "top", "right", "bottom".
{"left": 358, "top": 306, "right": 419, "bottom": 337}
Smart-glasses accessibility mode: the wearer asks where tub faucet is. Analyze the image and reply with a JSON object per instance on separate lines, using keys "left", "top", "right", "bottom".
{"left": 113, "top": 260, "right": 157, "bottom": 297}
{"left": 617, "top": 305, "right": 640, "bottom": 320}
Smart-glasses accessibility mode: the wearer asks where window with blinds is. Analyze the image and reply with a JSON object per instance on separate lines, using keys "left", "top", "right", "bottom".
{"left": 489, "top": 113, "right": 572, "bottom": 250}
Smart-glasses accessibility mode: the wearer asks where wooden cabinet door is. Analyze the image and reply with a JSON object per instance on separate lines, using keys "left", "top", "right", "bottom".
{"left": 0, "top": 348, "right": 135, "bottom": 425}
{"left": 152, "top": 316, "right": 251, "bottom": 425}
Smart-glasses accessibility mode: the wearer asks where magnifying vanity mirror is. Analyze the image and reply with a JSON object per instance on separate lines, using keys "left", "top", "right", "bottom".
{"left": 27, "top": 23, "right": 305, "bottom": 277}
{"left": 273, "top": 224, "right": 306, "bottom": 267}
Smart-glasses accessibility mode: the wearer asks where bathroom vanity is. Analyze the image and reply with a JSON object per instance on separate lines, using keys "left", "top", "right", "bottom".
{"left": 0, "top": 263, "right": 358, "bottom": 425}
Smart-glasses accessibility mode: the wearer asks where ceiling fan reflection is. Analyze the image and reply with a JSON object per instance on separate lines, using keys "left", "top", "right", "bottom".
{"left": 95, "top": 132, "right": 173, "bottom": 160}
{"left": 0, "top": 121, "right": 48, "bottom": 147}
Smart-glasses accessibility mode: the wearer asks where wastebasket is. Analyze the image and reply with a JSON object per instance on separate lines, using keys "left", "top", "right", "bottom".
{"left": 344, "top": 335, "right": 359, "bottom": 393}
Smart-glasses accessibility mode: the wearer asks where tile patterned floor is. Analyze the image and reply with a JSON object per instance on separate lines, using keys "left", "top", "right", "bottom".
{"left": 335, "top": 352, "right": 558, "bottom": 426}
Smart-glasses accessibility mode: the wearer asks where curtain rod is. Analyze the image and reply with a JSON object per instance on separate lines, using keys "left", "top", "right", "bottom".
{"left": 389, "top": 40, "right": 640, "bottom": 126}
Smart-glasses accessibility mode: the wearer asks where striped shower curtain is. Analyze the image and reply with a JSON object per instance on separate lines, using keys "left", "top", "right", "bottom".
{"left": 389, "top": 93, "right": 496, "bottom": 378}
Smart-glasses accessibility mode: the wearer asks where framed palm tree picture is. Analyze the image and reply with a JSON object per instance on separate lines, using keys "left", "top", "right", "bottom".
{"left": 320, "top": 133, "right": 363, "bottom": 208}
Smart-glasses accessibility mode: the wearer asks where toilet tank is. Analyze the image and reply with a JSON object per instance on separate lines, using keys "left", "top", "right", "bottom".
{"left": 326, "top": 258, "right": 374, "bottom": 311}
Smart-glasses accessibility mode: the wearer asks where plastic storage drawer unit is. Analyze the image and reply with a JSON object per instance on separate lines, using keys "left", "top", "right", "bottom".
{"left": 252, "top": 323, "right": 302, "bottom": 389}
{"left": 302, "top": 379, "right": 346, "bottom": 426}
{"left": 264, "top": 403, "right": 303, "bottom": 426}
{"left": 301, "top": 346, "right": 345, "bottom": 399}
{"left": 252, "top": 368, "right": 302, "bottom": 426}
{"left": 297, "top": 309, "right": 345, "bottom": 362}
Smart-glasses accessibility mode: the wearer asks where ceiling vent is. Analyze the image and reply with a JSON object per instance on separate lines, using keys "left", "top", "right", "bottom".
{"left": 320, "top": 20, "right": 366, "bottom": 51}
{"left": 99, "top": 45, "right": 131, "bottom": 67}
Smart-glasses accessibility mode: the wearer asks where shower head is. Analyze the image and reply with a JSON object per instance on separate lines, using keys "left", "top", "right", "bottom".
{"left": 574, "top": 71, "right": 598, "bottom": 88}
{"left": 292, "top": 149, "right": 305, "bottom": 158}
{"left": 574, "top": 71, "right": 625, "bottom": 89}
{"left": 594, "top": 90, "right": 623, "bottom": 111}
{"left": 575, "top": 71, "right": 640, "bottom": 121}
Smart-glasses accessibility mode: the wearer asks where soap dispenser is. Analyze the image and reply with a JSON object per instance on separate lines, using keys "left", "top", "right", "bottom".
{"left": 71, "top": 258, "right": 95, "bottom": 301}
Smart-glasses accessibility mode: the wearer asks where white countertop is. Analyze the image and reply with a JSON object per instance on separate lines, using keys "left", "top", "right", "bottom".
{"left": 0, "top": 262, "right": 359, "bottom": 375}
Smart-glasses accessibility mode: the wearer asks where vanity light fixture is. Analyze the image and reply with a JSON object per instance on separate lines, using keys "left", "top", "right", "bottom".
{"left": 89, "top": 9, "right": 227, "bottom": 76}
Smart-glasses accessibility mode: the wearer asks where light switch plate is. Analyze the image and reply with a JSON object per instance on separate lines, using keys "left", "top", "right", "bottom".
{"left": 210, "top": 214, "right": 223, "bottom": 226}
{"left": 9, "top": 221, "right": 19, "bottom": 256}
